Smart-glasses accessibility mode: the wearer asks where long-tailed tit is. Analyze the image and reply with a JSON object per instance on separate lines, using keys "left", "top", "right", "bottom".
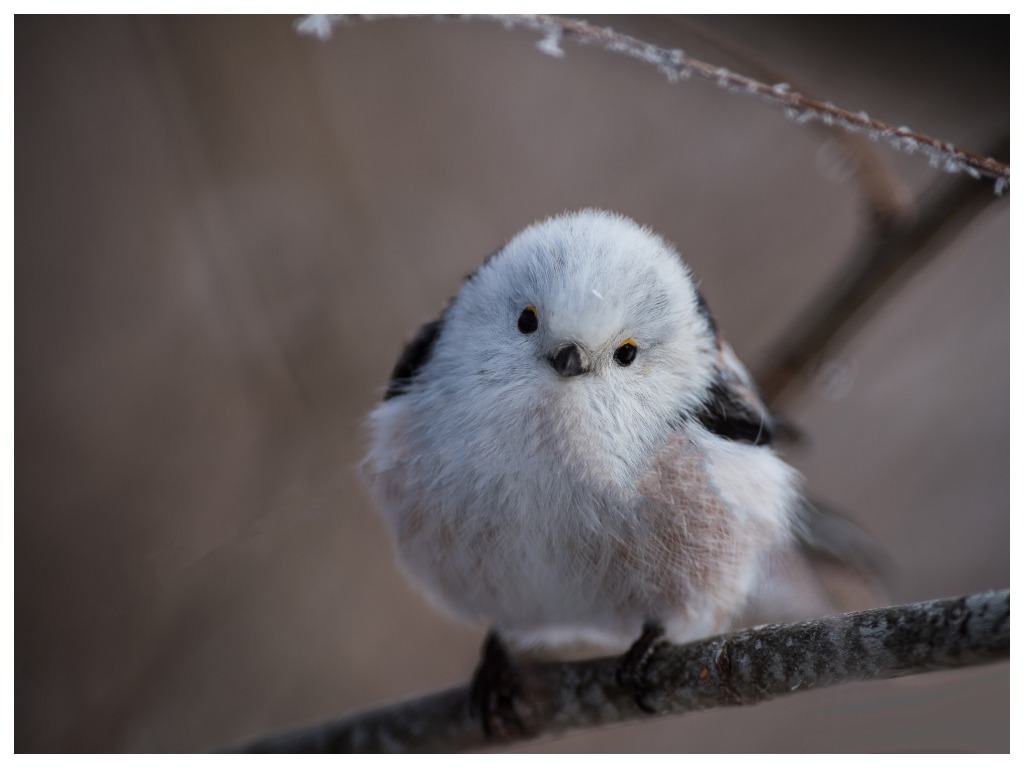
{"left": 364, "top": 210, "right": 877, "bottom": 735}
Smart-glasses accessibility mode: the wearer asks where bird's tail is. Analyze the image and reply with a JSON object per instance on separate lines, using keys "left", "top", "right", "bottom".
{"left": 743, "top": 499, "right": 890, "bottom": 625}
{"left": 790, "top": 498, "right": 892, "bottom": 613}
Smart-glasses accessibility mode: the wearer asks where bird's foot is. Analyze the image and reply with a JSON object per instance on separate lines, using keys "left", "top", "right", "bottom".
{"left": 616, "top": 620, "right": 667, "bottom": 714}
{"left": 470, "top": 631, "right": 529, "bottom": 740}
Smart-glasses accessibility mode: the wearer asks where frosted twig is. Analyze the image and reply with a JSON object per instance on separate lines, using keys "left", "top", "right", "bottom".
{"left": 223, "top": 589, "right": 1009, "bottom": 753}
{"left": 296, "top": 14, "right": 1009, "bottom": 191}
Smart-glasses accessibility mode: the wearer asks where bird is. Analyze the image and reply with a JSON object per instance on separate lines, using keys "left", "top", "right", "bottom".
{"left": 362, "top": 209, "right": 879, "bottom": 736}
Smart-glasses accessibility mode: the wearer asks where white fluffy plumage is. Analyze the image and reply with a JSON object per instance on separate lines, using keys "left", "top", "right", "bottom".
{"left": 364, "top": 210, "right": 804, "bottom": 652}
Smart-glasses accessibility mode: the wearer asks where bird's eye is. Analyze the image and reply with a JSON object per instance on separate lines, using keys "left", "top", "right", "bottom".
{"left": 614, "top": 340, "right": 637, "bottom": 366}
{"left": 518, "top": 305, "right": 539, "bottom": 334}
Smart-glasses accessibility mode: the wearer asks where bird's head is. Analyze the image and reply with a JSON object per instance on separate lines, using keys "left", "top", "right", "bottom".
{"left": 427, "top": 210, "right": 720, "bottom": 463}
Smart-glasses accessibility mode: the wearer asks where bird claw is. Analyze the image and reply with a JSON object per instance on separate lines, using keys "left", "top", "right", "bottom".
{"left": 616, "top": 621, "right": 666, "bottom": 714}
{"left": 470, "top": 632, "right": 527, "bottom": 740}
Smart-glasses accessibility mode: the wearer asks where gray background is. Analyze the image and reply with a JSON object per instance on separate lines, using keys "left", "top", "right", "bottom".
{"left": 17, "top": 15, "right": 1008, "bottom": 752}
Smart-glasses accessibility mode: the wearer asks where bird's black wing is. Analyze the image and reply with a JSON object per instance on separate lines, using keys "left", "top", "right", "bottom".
{"left": 384, "top": 318, "right": 443, "bottom": 400}
{"left": 697, "top": 339, "right": 777, "bottom": 446}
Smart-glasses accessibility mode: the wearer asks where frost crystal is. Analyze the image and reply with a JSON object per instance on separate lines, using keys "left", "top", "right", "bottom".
{"left": 656, "top": 49, "right": 687, "bottom": 82}
{"left": 295, "top": 14, "right": 339, "bottom": 40}
{"left": 536, "top": 28, "right": 565, "bottom": 58}
{"left": 640, "top": 43, "right": 661, "bottom": 65}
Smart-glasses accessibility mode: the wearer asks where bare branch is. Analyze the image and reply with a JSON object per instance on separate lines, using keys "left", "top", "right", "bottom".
{"left": 224, "top": 589, "right": 1009, "bottom": 753}
{"left": 296, "top": 14, "right": 1009, "bottom": 191}
{"left": 757, "top": 132, "right": 1010, "bottom": 405}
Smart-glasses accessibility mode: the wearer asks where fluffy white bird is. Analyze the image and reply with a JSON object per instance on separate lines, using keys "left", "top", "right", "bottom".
{"left": 363, "top": 210, "right": 875, "bottom": 733}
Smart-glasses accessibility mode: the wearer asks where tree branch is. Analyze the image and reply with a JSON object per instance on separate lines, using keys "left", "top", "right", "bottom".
{"left": 296, "top": 14, "right": 1009, "bottom": 191}
{"left": 223, "top": 589, "right": 1009, "bottom": 753}
{"left": 757, "top": 131, "right": 1010, "bottom": 405}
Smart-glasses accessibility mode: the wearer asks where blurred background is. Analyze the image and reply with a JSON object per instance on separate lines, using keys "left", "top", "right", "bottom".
{"left": 16, "top": 15, "right": 1008, "bottom": 753}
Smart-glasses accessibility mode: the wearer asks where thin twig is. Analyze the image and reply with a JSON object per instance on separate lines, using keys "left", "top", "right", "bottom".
{"left": 223, "top": 589, "right": 1009, "bottom": 753}
{"left": 296, "top": 14, "right": 1009, "bottom": 191}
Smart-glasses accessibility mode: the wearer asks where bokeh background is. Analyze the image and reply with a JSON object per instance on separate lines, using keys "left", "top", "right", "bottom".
{"left": 16, "top": 15, "right": 1008, "bottom": 752}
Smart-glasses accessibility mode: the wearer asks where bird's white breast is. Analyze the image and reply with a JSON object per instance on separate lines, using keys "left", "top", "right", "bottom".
{"left": 364, "top": 384, "right": 799, "bottom": 651}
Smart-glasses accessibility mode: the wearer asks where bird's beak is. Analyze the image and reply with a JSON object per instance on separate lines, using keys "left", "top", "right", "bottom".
{"left": 548, "top": 343, "right": 588, "bottom": 377}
